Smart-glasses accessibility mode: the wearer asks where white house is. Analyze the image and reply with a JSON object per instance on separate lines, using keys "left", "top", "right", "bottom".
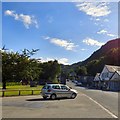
{"left": 94, "top": 73, "right": 100, "bottom": 81}
{"left": 93, "top": 73, "right": 101, "bottom": 88}
{"left": 100, "top": 65, "right": 120, "bottom": 91}
{"left": 100, "top": 65, "right": 117, "bottom": 81}
{"left": 109, "top": 71, "right": 120, "bottom": 91}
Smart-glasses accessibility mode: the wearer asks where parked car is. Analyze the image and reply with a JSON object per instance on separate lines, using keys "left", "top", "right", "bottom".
{"left": 74, "top": 80, "right": 78, "bottom": 84}
{"left": 41, "top": 84, "right": 78, "bottom": 100}
{"left": 75, "top": 82, "right": 82, "bottom": 86}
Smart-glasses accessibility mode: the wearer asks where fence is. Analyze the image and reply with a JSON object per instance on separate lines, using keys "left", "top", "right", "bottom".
{"left": 0, "top": 89, "right": 41, "bottom": 97}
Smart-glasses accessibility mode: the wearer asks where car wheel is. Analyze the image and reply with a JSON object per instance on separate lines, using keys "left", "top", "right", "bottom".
{"left": 50, "top": 94, "right": 56, "bottom": 100}
{"left": 71, "top": 93, "right": 77, "bottom": 99}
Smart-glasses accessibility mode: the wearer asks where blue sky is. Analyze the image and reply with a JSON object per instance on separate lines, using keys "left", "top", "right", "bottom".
{"left": 2, "top": 2, "right": 118, "bottom": 65}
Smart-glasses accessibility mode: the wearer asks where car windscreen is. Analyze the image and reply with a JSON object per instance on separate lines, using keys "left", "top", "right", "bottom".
{"left": 61, "top": 85, "right": 69, "bottom": 90}
{"left": 42, "top": 85, "right": 51, "bottom": 89}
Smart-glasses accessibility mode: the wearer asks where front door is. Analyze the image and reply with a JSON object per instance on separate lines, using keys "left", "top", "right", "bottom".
{"left": 60, "top": 85, "right": 71, "bottom": 97}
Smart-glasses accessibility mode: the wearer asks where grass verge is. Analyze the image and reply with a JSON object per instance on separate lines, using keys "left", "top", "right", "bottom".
{"left": 0, "top": 85, "right": 43, "bottom": 97}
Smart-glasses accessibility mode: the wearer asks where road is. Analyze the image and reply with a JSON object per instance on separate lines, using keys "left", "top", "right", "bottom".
{"left": 2, "top": 82, "right": 119, "bottom": 118}
{"left": 67, "top": 81, "right": 118, "bottom": 117}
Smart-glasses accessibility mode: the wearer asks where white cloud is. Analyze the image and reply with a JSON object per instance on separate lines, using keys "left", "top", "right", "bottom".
{"left": 107, "top": 33, "right": 117, "bottom": 37}
{"left": 97, "top": 29, "right": 117, "bottom": 38}
{"left": 5, "top": 10, "right": 39, "bottom": 29}
{"left": 44, "top": 36, "right": 78, "bottom": 51}
{"left": 81, "top": 48, "right": 86, "bottom": 51}
{"left": 43, "top": 36, "right": 50, "bottom": 40}
{"left": 104, "top": 19, "right": 109, "bottom": 22}
{"left": 97, "top": 30, "right": 108, "bottom": 34}
{"left": 76, "top": 2, "right": 111, "bottom": 17}
{"left": 83, "top": 38, "right": 105, "bottom": 47}
{"left": 39, "top": 57, "right": 69, "bottom": 65}
{"left": 58, "top": 58, "right": 69, "bottom": 65}
{"left": 5, "top": 10, "right": 14, "bottom": 16}
{"left": 95, "top": 18, "right": 100, "bottom": 21}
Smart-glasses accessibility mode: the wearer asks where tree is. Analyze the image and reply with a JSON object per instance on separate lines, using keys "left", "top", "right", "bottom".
{"left": 2, "top": 50, "right": 19, "bottom": 89}
{"left": 1, "top": 48, "right": 40, "bottom": 89}
{"left": 39, "top": 60, "right": 61, "bottom": 84}
{"left": 75, "top": 66, "right": 87, "bottom": 76}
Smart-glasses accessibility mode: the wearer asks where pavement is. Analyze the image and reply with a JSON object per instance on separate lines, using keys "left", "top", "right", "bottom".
{"left": 1, "top": 82, "right": 119, "bottom": 118}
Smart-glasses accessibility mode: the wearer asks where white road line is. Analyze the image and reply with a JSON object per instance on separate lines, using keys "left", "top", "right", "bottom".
{"left": 83, "top": 94, "right": 118, "bottom": 118}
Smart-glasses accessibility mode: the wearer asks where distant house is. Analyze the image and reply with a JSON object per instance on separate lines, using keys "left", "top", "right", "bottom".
{"left": 100, "top": 65, "right": 120, "bottom": 91}
{"left": 69, "top": 71, "right": 77, "bottom": 78}
{"left": 109, "top": 71, "right": 120, "bottom": 91}
{"left": 78, "top": 76, "right": 94, "bottom": 87}
{"left": 93, "top": 73, "right": 101, "bottom": 88}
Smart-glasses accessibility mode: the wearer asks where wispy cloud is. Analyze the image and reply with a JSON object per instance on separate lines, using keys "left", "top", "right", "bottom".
{"left": 76, "top": 2, "right": 111, "bottom": 17}
{"left": 104, "top": 19, "right": 109, "bottom": 22}
{"left": 58, "top": 58, "right": 69, "bottom": 65}
{"left": 39, "top": 57, "right": 69, "bottom": 65}
{"left": 97, "top": 29, "right": 117, "bottom": 38}
{"left": 97, "top": 30, "right": 107, "bottom": 34}
{"left": 95, "top": 18, "right": 100, "bottom": 21}
{"left": 81, "top": 48, "right": 87, "bottom": 51}
{"left": 107, "top": 33, "right": 117, "bottom": 37}
{"left": 44, "top": 36, "right": 78, "bottom": 51}
{"left": 83, "top": 38, "right": 105, "bottom": 47}
{"left": 5, "top": 10, "right": 39, "bottom": 29}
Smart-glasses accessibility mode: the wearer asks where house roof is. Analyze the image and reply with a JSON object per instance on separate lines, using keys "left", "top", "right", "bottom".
{"left": 116, "top": 71, "right": 120, "bottom": 75}
{"left": 94, "top": 73, "right": 100, "bottom": 81}
{"left": 96, "top": 73, "right": 100, "bottom": 76}
{"left": 110, "top": 70, "right": 120, "bottom": 81}
{"left": 94, "top": 73, "right": 100, "bottom": 78}
{"left": 105, "top": 65, "right": 120, "bottom": 73}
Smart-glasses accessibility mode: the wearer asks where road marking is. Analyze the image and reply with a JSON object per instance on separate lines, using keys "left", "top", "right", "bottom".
{"left": 83, "top": 94, "right": 118, "bottom": 118}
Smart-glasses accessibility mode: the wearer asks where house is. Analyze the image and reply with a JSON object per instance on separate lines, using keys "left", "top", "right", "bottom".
{"left": 109, "top": 71, "right": 120, "bottom": 91}
{"left": 93, "top": 73, "right": 101, "bottom": 89}
{"left": 78, "top": 76, "right": 94, "bottom": 87}
{"left": 100, "top": 65, "right": 120, "bottom": 91}
{"left": 69, "top": 71, "right": 77, "bottom": 77}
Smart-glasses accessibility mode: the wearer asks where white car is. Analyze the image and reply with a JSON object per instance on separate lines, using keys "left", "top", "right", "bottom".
{"left": 41, "top": 84, "right": 78, "bottom": 100}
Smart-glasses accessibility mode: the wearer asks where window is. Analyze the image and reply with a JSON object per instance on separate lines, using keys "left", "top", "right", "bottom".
{"left": 47, "top": 86, "right": 51, "bottom": 89}
{"left": 52, "top": 85, "right": 60, "bottom": 89}
{"left": 43, "top": 86, "right": 46, "bottom": 89}
{"left": 43, "top": 85, "right": 51, "bottom": 89}
{"left": 61, "top": 85, "right": 68, "bottom": 90}
{"left": 102, "top": 72, "right": 109, "bottom": 78}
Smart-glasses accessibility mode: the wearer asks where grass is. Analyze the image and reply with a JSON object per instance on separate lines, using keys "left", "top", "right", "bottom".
{"left": 0, "top": 84, "right": 43, "bottom": 97}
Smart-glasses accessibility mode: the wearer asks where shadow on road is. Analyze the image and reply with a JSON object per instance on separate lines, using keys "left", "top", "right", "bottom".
{"left": 26, "top": 97, "right": 70, "bottom": 102}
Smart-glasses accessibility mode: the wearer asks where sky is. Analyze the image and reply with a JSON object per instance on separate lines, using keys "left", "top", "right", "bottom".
{"left": 2, "top": 2, "right": 118, "bottom": 65}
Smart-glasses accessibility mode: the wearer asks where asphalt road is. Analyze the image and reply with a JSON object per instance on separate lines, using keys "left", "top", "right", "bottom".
{"left": 67, "top": 81, "right": 118, "bottom": 117}
{"left": 2, "top": 82, "right": 119, "bottom": 118}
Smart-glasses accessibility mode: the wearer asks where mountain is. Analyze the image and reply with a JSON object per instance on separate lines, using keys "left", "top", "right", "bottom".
{"left": 82, "top": 38, "right": 120, "bottom": 65}
{"left": 62, "top": 38, "right": 120, "bottom": 76}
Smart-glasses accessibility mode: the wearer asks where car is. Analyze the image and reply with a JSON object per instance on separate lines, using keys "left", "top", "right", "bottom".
{"left": 41, "top": 84, "right": 78, "bottom": 100}
{"left": 74, "top": 80, "right": 78, "bottom": 84}
{"left": 75, "top": 82, "right": 82, "bottom": 86}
